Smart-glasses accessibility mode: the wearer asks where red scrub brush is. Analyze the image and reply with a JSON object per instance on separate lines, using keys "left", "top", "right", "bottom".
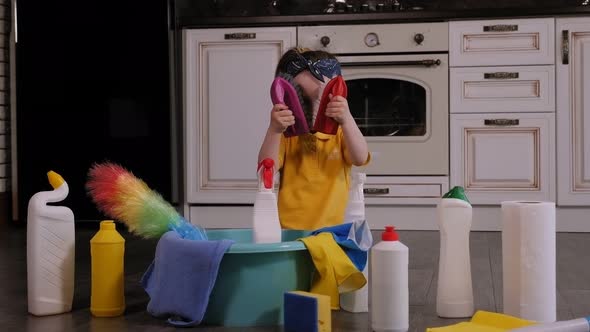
{"left": 85, "top": 162, "right": 206, "bottom": 240}
{"left": 314, "top": 75, "right": 347, "bottom": 135}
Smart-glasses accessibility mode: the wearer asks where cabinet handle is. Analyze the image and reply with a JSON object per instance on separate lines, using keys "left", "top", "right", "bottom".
{"left": 484, "top": 72, "right": 519, "bottom": 79}
{"left": 484, "top": 119, "right": 520, "bottom": 126}
{"left": 224, "top": 33, "right": 256, "bottom": 40}
{"left": 364, "top": 188, "right": 389, "bottom": 195}
{"left": 483, "top": 24, "right": 518, "bottom": 32}
{"left": 562, "top": 30, "right": 570, "bottom": 65}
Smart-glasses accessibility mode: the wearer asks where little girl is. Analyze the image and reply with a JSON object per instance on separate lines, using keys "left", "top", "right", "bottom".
{"left": 258, "top": 48, "right": 370, "bottom": 230}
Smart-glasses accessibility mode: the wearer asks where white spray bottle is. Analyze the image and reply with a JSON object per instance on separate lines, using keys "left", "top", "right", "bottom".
{"left": 27, "top": 170, "right": 75, "bottom": 316}
{"left": 252, "top": 158, "right": 282, "bottom": 243}
{"left": 341, "top": 171, "right": 369, "bottom": 312}
{"left": 436, "top": 186, "right": 474, "bottom": 318}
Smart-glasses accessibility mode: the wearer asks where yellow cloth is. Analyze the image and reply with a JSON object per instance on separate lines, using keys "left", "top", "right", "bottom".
{"left": 277, "top": 127, "right": 370, "bottom": 231}
{"left": 299, "top": 232, "right": 366, "bottom": 309}
{"left": 426, "top": 311, "right": 536, "bottom": 332}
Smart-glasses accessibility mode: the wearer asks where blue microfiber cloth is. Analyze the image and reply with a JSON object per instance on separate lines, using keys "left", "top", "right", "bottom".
{"left": 311, "top": 219, "right": 373, "bottom": 271}
{"left": 140, "top": 231, "right": 234, "bottom": 327}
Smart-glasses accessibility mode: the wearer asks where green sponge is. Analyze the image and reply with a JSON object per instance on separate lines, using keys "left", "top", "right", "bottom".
{"left": 442, "top": 186, "right": 470, "bottom": 203}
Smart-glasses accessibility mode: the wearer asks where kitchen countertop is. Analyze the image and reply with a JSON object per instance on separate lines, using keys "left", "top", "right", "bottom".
{"left": 173, "top": 0, "right": 590, "bottom": 28}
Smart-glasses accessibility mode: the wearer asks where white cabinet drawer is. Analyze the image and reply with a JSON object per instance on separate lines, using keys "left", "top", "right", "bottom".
{"left": 450, "top": 113, "right": 555, "bottom": 204}
{"left": 363, "top": 176, "right": 449, "bottom": 205}
{"left": 450, "top": 18, "right": 555, "bottom": 66}
{"left": 450, "top": 65, "right": 555, "bottom": 113}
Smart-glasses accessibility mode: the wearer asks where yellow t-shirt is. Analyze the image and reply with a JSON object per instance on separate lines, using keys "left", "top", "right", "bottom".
{"left": 277, "top": 127, "right": 370, "bottom": 230}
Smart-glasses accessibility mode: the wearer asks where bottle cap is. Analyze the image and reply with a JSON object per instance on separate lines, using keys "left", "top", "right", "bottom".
{"left": 47, "top": 170, "right": 65, "bottom": 189}
{"left": 100, "top": 220, "right": 116, "bottom": 230}
{"left": 442, "top": 186, "right": 470, "bottom": 203}
{"left": 382, "top": 226, "right": 399, "bottom": 241}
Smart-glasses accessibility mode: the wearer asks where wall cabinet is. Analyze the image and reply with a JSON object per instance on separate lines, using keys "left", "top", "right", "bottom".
{"left": 183, "top": 27, "right": 296, "bottom": 204}
{"left": 450, "top": 113, "right": 555, "bottom": 204}
{"left": 556, "top": 18, "right": 590, "bottom": 205}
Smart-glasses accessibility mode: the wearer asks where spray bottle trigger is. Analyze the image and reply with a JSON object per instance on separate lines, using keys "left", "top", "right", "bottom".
{"left": 258, "top": 158, "right": 275, "bottom": 190}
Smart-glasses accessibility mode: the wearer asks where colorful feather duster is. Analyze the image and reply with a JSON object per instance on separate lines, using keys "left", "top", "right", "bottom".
{"left": 85, "top": 162, "right": 206, "bottom": 240}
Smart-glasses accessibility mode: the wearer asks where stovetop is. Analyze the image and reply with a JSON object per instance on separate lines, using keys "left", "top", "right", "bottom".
{"left": 175, "top": 0, "right": 589, "bottom": 18}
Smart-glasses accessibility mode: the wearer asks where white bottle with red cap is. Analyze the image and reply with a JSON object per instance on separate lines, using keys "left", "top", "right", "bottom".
{"left": 252, "top": 158, "right": 282, "bottom": 243}
{"left": 370, "top": 226, "right": 409, "bottom": 332}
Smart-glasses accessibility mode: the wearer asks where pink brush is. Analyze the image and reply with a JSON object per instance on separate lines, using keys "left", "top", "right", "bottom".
{"left": 270, "top": 76, "right": 309, "bottom": 137}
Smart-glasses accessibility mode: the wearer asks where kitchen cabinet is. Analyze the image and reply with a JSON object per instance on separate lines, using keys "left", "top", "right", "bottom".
{"left": 183, "top": 27, "right": 296, "bottom": 203}
{"left": 556, "top": 18, "right": 590, "bottom": 205}
{"left": 450, "top": 65, "right": 555, "bottom": 114}
{"left": 449, "top": 18, "right": 556, "bottom": 204}
{"left": 450, "top": 113, "right": 555, "bottom": 204}
{"left": 449, "top": 18, "right": 555, "bottom": 67}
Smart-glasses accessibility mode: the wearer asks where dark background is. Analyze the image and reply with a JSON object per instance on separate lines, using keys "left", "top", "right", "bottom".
{"left": 15, "top": 0, "right": 174, "bottom": 223}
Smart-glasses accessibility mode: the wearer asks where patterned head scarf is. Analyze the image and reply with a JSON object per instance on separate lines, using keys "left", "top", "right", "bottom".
{"left": 284, "top": 52, "right": 341, "bottom": 83}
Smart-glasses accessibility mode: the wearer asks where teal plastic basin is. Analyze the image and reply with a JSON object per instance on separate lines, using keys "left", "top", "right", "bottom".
{"left": 202, "top": 229, "right": 314, "bottom": 327}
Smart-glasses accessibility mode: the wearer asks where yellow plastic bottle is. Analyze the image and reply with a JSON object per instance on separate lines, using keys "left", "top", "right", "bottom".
{"left": 90, "top": 220, "right": 125, "bottom": 317}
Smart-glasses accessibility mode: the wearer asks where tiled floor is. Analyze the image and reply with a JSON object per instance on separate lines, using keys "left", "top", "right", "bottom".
{"left": 2, "top": 222, "right": 590, "bottom": 331}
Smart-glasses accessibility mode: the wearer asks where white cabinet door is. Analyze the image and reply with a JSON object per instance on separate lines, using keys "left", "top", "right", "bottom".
{"left": 184, "top": 28, "right": 296, "bottom": 203}
{"left": 450, "top": 113, "right": 555, "bottom": 204}
{"left": 557, "top": 18, "right": 590, "bottom": 205}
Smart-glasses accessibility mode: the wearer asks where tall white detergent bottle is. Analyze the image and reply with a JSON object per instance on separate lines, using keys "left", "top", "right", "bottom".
{"left": 27, "top": 170, "right": 75, "bottom": 316}
{"left": 370, "top": 226, "right": 409, "bottom": 332}
{"left": 252, "top": 158, "right": 282, "bottom": 243}
{"left": 341, "top": 171, "right": 369, "bottom": 312}
{"left": 436, "top": 186, "right": 474, "bottom": 318}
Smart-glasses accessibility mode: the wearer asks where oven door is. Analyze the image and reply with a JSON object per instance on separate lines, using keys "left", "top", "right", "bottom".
{"left": 339, "top": 53, "right": 449, "bottom": 176}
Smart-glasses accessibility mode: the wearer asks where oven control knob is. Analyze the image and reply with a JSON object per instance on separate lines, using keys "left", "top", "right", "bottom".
{"left": 414, "top": 33, "right": 425, "bottom": 45}
{"left": 320, "top": 36, "right": 331, "bottom": 47}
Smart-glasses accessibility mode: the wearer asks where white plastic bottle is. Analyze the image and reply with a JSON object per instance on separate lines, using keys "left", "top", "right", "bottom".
{"left": 510, "top": 316, "right": 590, "bottom": 332}
{"left": 436, "top": 186, "right": 474, "bottom": 318}
{"left": 27, "top": 170, "right": 75, "bottom": 316}
{"left": 252, "top": 158, "right": 282, "bottom": 243}
{"left": 341, "top": 171, "right": 369, "bottom": 313}
{"left": 370, "top": 226, "right": 409, "bottom": 332}
{"left": 344, "top": 171, "right": 366, "bottom": 222}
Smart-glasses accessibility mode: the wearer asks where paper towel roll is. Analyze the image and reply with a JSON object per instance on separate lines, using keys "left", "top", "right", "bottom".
{"left": 501, "top": 201, "right": 556, "bottom": 323}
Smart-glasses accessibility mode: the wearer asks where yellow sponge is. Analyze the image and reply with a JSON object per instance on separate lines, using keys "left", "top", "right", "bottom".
{"left": 284, "top": 291, "right": 331, "bottom": 332}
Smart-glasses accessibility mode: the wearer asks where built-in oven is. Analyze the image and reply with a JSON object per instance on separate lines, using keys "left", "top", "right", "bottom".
{"left": 298, "top": 22, "right": 449, "bottom": 203}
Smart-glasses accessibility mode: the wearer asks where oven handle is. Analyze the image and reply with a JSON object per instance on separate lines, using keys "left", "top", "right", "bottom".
{"left": 340, "top": 59, "right": 442, "bottom": 68}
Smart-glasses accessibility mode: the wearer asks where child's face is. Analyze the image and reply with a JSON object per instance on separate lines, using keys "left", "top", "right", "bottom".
{"left": 293, "top": 71, "right": 328, "bottom": 117}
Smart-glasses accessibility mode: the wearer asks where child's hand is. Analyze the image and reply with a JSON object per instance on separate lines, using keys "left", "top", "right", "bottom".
{"left": 270, "top": 104, "right": 295, "bottom": 134}
{"left": 325, "top": 95, "right": 354, "bottom": 125}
